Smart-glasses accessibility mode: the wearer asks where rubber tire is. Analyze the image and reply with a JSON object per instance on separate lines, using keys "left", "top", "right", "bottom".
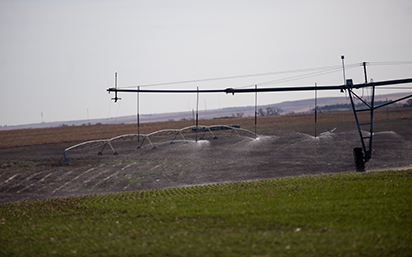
{"left": 353, "top": 147, "right": 365, "bottom": 172}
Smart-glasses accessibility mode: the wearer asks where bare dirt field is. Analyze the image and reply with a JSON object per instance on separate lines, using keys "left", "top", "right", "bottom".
{"left": 1, "top": 108, "right": 411, "bottom": 203}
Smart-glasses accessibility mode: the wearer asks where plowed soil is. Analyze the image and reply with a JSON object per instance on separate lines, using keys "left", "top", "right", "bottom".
{"left": 1, "top": 108, "right": 412, "bottom": 203}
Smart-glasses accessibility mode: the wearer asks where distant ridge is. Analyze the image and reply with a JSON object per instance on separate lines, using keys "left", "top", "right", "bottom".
{"left": 1, "top": 92, "right": 409, "bottom": 131}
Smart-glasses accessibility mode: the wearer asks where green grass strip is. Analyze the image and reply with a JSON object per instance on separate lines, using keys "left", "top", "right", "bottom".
{"left": 1, "top": 170, "right": 411, "bottom": 256}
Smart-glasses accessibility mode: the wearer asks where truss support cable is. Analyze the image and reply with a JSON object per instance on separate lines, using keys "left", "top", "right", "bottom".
{"left": 351, "top": 90, "right": 372, "bottom": 109}
{"left": 354, "top": 94, "right": 412, "bottom": 112}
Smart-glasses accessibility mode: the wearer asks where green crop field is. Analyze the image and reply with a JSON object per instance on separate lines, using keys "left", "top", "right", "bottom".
{"left": 1, "top": 169, "right": 411, "bottom": 256}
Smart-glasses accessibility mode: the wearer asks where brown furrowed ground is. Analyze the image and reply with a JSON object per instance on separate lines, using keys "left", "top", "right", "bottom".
{"left": 1, "top": 107, "right": 411, "bottom": 203}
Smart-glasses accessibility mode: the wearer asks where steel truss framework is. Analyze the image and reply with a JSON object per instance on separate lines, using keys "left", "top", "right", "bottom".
{"left": 107, "top": 77, "right": 412, "bottom": 172}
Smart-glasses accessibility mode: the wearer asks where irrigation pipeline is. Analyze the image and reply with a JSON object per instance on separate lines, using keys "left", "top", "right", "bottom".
{"left": 107, "top": 78, "right": 412, "bottom": 95}
{"left": 61, "top": 125, "right": 257, "bottom": 163}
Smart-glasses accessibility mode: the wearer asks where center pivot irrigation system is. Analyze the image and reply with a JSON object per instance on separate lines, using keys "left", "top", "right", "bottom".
{"left": 62, "top": 57, "right": 412, "bottom": 171}
{"left": 104, "top": 57, "right": 412, "bottom": 172}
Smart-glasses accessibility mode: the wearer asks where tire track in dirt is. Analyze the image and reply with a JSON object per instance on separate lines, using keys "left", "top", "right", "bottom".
{"left": 91, "top": 164, "right": 132, "bottom": 190}
{"left": 51, "top": 164, "right": 104, "bottom": 194}
{"left": 12, "top": 170, "right": 51, "bottom": 193}
{"left": 0, "top": 173, "right": 23, "bottom": 192}
{"left": 37, "top": 169, "right": 83, "bottom": 193}
{"left": 1, "top": 173, "right": 20, "bottom": 185}
{"left": 122, "top": 162, "right": 164, "bottom": 190}
{"left": 78, "top": 163, "right": 125, "bottom": 192}
{"left": 90, "top": 162, "right": 138, "bottom": 190}
{"left": 35, "top": 172, "right": 61, "bottom": 192}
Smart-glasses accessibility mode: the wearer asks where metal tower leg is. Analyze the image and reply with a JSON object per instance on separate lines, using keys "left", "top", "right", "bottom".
{"left": 347, "top": 82, "right": 375, "bottom": 172}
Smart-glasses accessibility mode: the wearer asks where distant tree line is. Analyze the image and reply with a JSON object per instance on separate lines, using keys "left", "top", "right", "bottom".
{"left": 59, "top": 122, "right": 103, "bottom": 127}
{"left": 231, "top": 113, "right": 244, "bottom": 118}
{"left": 310, "top": 100, "right": 412, "bottom": 112}
{"left": 404, "top": 99, "right": 412, "bottom": 107}
{"left": 258, "top": 107, "right": 283, "bottom": 116}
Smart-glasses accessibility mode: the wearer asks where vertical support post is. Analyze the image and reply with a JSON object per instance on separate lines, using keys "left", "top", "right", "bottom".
{"left": 192, "top": 109, "right": 195, "bottom": 126}
{"left": 363, "top": 62, "right": 368, "bottom": 84}
{"left": 137, "top": 86, "right": 140, "bottom": 142}
{"left": 114, "top": 72, "right": 118, "bottom": 102}
{"left": 348, "top": 88, "right": 366, "bottom": 172}
{"left": 315, "top": 83, "right": 318, "bottom": 138}
{"left": 347, "top": 83, "right": 376, "bottom": 171}
{"left": 254, "top": 84, "right": 257, "bottom": 138}
{"left": 196, "top": 87, "right": 199, "bottom": 142}
{"left": 348, "top": 89, "right": 367, "bottom": 155}
{"left": 61, "top": 150, "right": 69, "bottom": 165}
{"left": 111, "top": 72, "right": 121, "bottom": 103}
{"left": 341, "top": 55, "right": 346, "bottom": 84}
{"left": 204, "top": 100, "right": 207, "bottom": 114}
{"left": 386, "top": 98, "right": 389, "bottom": 120}
{"left": 368, "top": 82, "right": 375, "bottom": 162}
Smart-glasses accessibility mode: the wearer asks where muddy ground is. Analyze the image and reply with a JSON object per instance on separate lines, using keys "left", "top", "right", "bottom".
{"left": 1, "top": 123, "right": 411, "bottom": 204}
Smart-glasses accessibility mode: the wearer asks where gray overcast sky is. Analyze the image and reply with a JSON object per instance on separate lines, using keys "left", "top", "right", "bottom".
{"left": 1, "top": 0, "right": 412, "bottom": 126}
